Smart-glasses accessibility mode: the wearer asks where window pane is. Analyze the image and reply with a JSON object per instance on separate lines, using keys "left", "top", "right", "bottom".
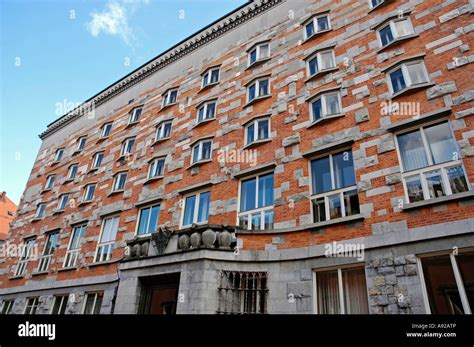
{"left": 332, "top": 151, "right": 356, "bottom": 189}
{"left": 264, "top": 210, "right": 274, "bottom": 230}
{"left": 201, "top": 141, "right": 212, "bottom": 160}
{"left": 379, "top": 25, "right": 393, "bottom": 46}
{"left": 84, "top": 295, "right": 95, "bottom": 314}
{"left": 421, "top": 255, "right": 464, "bottom": 314}
{"left": 249, "top": 49, "right": 257, "bottom": 64}
{"left": 424, "top": 123, "right": 458, "bottom": 165}
{"left": 405, "top": 175, "right": 424, "bottom": 202}
{"left": 397, "top": 130, "right": 428, "bottom": 171}
{"left": 394, "top": 19, "right": 412, "bottom": 37}
{"left": 241, "top": 178, "right": 256, "bottom": 212}
{"left": 259, "top": 44, "right": 269, "bottom": 59}
{"left": 183, "top": 195, "right": 196, "bottom": 226}
{"left": 258, "top": 79, "right": 269, "bottom": 96}
{"left": 251, "top": 213, "right": 261, "bottom": 230}
{"left": 456, "top": 252, "right": 474, "bottom": 311}
{"left": 137, "top": 208, "right": 150, "bottom": 235}
{"left": 342, "top": 268, "right": 368, "bottom": 314}
{"left": 317, "top": 270, "right": 340, "bottom": 314}
{"left": 328, "top": 193, "right": 342, "bottom": 219}
{"left": 247, "top": 123, "right": 255, "bottom": 144}
{"left": 406, "top": 62, "right": 427, "bottom": 85}
{"left": 390, "top": 67, "right": 406, "bottom": 93}
{"left": 426, "top": 170, "right": 445, "bottom": 199}
{"left": 257, "top": 119, "right": 269, "bottom": 140}
{"left": 249, "top": 84, "right": 256, "bottom": 100}
{"left": 163, "top": 123, "right": 172, "bottom": 137}
{"left": 306, "top": 21, "right": 315, "bottom": 37}
{"left": 320, "top": 51, "right": 334, "bottom": 70}
{"left": 308, "top": 57, "right": 318, "bottom": 75}
{"left": 311, "top": 98, "right": 322, "bottom": 121}
{"left": 206, "top": 102, "right": 216, "bottom": 119}
{"left": 446, "top": 166, "right": 469, "bottom": 194}
{"left": 239, "top": 215, "right": 249, "bottom": 230}
{"left": 317, "top": 16, "right": 329, "bottom": 31}
{"left": 192, "top": 145, "right": 200, "bottom": 163}
{"left": 325, "top": 93, "right": 340, "bottom": 115}
{"left": 71, "top": 226, "right": 86, "bottom": 250}
{"left": 311, "top": 156, "right": 331, "bottom": 194}
{"left": 343, "top": 190, "right": 360, "bottom": 216}
{"left": 258, "top": 173, "right": 274, "bottom": 208}
{"left": 198, "top": 107, "right": 205, "bottom": 122}
{"left": 197, "top": 192, "right": 210, "bottom": 223}
{"left": 211, "top": 69, "right": 219, "bottom": 83}
{"left": 148, "top": 205, "right": 160, "bottom": 233}
{"left": 312, "top": 197, "right": 326, "bottom": 222}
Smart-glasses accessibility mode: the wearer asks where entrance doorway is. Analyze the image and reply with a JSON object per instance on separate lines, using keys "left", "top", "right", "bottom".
{"left": 139, "top": 273, "right": 180, "bottom": 314}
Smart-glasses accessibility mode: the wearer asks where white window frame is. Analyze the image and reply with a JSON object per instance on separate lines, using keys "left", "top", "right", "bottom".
{"left": 100, "top": 122, "right": 112, "bottom": 138}
{"left": 76, "top": 136, "right": 87, "bottom": 151}
{"left": 386, "top": 60, "right": 430, "bottom": 95}
{"left": 120, "top": 138, "right": 135, "bottom": 157}
{"left": 82, "top": 292, "right": 103, "bottom": 314}
{"left": 37, "top": 231, "right": 59, "bottom": 273}
{"left": 50, "top": 295, "right": 69, "bottom": 314}
{"left": 24, "top": 297, "right": 39, "bottom": 314}
{"left": 376, "top": 17, "right": 414, "bottom": 48}
{"left": 308, "top": 149, "right": 359, "bottom": 223}
{"left": 83, "top": 184, "right": 96, "bottom": 202}
{"left": 163, "top": 88, "right": 178, "bottom": 107}
{"left": 197, "top": 100, "right": 217, "bottom": 124}
{"left": 128, "top": 107, "right": 142, "bottom": 124}
{"left": 369, "top": 0, "right": 385, "bottom": 10}
{"left": 237, "top": 172, "right": 275, "bottom": 231}
{"left": 304, "top": 14, "right": 331, "bottom": 40}
{"left": 247, "top": 78, "right": 270, "bottom": 103}
{"left": 63, "top": 224, "right": 86, "bottom": 268}
{"left": 248, "top": 43, "right": 270, "bottom": 67}
{"left": 245, "top": 117, "right": 271, "bottom": 146}
{"left": 45, "top": 175, "right": 55, "bottom": 190}
{"left": 35, "top": 203, "right": 45, "bottom": 219}
{"left": 67, "top": 163, "right": 78, "bottom": 179}
{"left": 57, "top": 194, "right": 69, "bottom": 211}
{"left": 180, "top": 190, "right": 211, "bottom": 228}
{"left": 309, "top": 92, "right": 343, "bottom": 121}
{"left": 155, "top": 121, "right": 172, "bottom": 141}
{"left": 306, "top": 49, "right": 336, "bottom": 77}
{"left": 54, "top": 148, "right": 65, "bottom": 162}
{"left": 14, "top": 238, "right": 35, "bottom": 277}
{"left": 148, "top": 157, "right": 165, "bottom": 179}
{"left": 112, "top": 172, "right": 127, "bottom": 192}
{"left": 394, "top": 122, "right": 470, "bottom": 204}
{"left": 92, "top": 151, "right": 104, "bottom": 169}
{"left": 312, "top": 264, "right": 368, "bottom": 314}
{"left": 202, "top": 67, "right": 220, "bottom": 88}
{"left": 94, "top": 215, "right": 120, "bottom": 263}
{"left": 135, "top": 204, "right": 161, "bottom": 236}
{"left": 191, "top": 139, "right": 213, "bottom": 164}
{"left": 1, "top": 299, "right": 14, "bottom": 314}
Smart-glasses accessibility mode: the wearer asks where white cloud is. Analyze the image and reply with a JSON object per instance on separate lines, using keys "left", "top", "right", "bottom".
{"left": 86, "top": 0, "right": 148, "bottom": 46}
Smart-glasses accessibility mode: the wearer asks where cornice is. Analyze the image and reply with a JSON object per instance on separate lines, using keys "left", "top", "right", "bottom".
{"left": 39, "top": 0, "right": 284, "bottom": 140}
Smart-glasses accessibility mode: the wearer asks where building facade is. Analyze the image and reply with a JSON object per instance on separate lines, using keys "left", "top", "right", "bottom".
{"left": 0, "top": 192, "right": 17, "bottom": 242}
{"left": 1, "top": 0, "right": 474, "bottom": 315}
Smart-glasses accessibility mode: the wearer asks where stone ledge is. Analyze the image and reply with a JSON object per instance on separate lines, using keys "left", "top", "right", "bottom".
{"left": 385, "top": 107, "right": 451, "bottom": 132}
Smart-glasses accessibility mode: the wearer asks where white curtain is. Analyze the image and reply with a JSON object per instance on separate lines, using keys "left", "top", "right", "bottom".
{"left": 317, "top": 271, "right": 340, "bottom": 314}
{"left": 343, "top": 268, "right": 369, "bottom": 314}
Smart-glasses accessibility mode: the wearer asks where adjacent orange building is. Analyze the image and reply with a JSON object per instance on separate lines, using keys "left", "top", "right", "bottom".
{"left": 0, "top": 192, "right": 17, "bottom": 241}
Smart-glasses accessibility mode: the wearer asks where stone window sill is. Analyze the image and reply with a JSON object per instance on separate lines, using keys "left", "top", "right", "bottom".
{"left": 53, "top": 209, "right": 65, "bottom": 215}
{"left": 41, "top": 188, "right": 52, "bottom": 194}
{"left": 389, "top": 82, "right": 435, "bottom": 100}
{"left": 198, "top": 82, "right": 219, "bottom": 93}
{"left": 31, "top": 217, "right": 43, "bottom": 222}
{"left": 107, "top": 190, "right": 124, "bottom": 197}
{"left": 242, "top": 138, "right": 272, "bottom": 150}
{"left": 88, "top": 259, "right": 121, "bottom": 267}
{"left": 306, "top": 113, "right": 345, "bottom": 129}
{"left": 187, "top": 159, "right": 212, "bottom": 170}
{"left": 31, "top": 270, "right": 49, "bottom": 276}
{"left": 78, "top": 200, "right": 93, "bottom": 207}
{"left": 304, "top": 67, "right": 339, "bottom": 83}
{"left": 160, "top": 102, "right": 177, "bottom": 112}
{"left": 144, "top": 176, "right": 164, "bottom": 185}
{"left": 126, "top": 121, "right": 140, "bottom": 128}
{"left": 9, "top": 275, "right": 25, "bottom": 280}
{"left": 302, "top": 28, "right": 333, "bottom": 44}
{"left": 245, "top": 57, "right": 271, "bottom": 70}
{"left": 402, "top": 190, "right": 474, "bottom": 211}
{"left": 244, "top": 95, "right": 272, "bottom": 108}
{"left": 193, "top": 117, "right": 216, "bottom": 128}
{"left": 63, "top": 178, "right": 75, "bottom": 184}
{"left": 97, "top": 136, "right": 109, "bottom": 142}
{"left": 152, "top": 137, "right": 171, "bottom": 146}
{"left": 376, "top": 34, "right": 419, "bottom": 53}
{"left": 58, "top": 266, "right": 77, "bottom": 272}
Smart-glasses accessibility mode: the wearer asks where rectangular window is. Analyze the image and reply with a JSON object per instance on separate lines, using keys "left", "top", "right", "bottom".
{"left": 57, "top": 194, "right": 69, "bottom": 211}
{"left": 1, "top": 300, "right": 14, "bottom": 314}
{"left": 45, "top": 175, "right": 55, "bottom": 190}
{"left": 64, "top": 224, "right": 86, "bottom": 268}
{"left": 35, "top": 203, "right": 45, "bottom": 219}
{"left": 388, "top": 60, "right": 429, "bottom": 94}
{"left": 37, "top": 231, "right": 59, "bottom": 272}
{"left": 247, "top": 78, "right": 270, "bottom": 102}
{"left": 129, "top": 107, "right": 142, "bottom": 123}
{"left": 100, "top": 122, "right": 112, "bottom": 138}
{"left": 54, "top": 148, "right": 64, "bottom": 162}
{"left": 369, "top": 0, "right": 384, "bottom": 9}
{"left": 92, "top": 151, "right": 104, "bottom": 169}
{"left": 238, "top": 173, "right": 274, "bottom": 230}
{"left": 315, "top": 267, "right": 368, "bottom": 314}
{"left": 310, "top": 92, "right": 342, "bottom": 122}
{"left": 120, "top": 138, "right": 135, "bottom": 157}
{"left": 95, "top": 216, "right": 119, "bottom": 263}
{"left": 83, "top": 184, "right": 96, "bottom": 202}
{"left": 182, "top": 191, "right": 210, "bottom": 227}
{"left": 76, "top": 136, "right": 87, "bottom": 151}
{"left": 217, "top": 271, "right": 268, "bottom": 314}
{"left": 24, "top": 297, "right": 39, "bottom": 314}
{"left": 14, "top": 238, "right": 36, "bottom": 276}
{"left": 248, "top": 43, "right": 270, "bottom": 66}
{"left": 112, "top": 172, "right": 127, "bottom": 192}
{"left": 191, "top": 140, "right": 212, "bottom": 164}
{"left": 148, "top": 158, "right": 165, "bottom": 179}
{"left": 305, "top": 15, "right": 331, "bottom": 39}
{"left": 377, "top": 18, "right": 414, "bottom": 48}
{"left": 396, "top": 122, "right": 469, "bottom": 203}
{"left": 420, "top": 252, "right": 473, "bottom": 314}
{"left": 202, "top": 67, "right": 220, "bottom": 87}
{"left": 307, "top": 49, "right": 336, "bottom": 77}
{"left": 137, "top": 204, "right": 161, "bottom": 235}
{"left": 156, "top": 121, "right": 172, "bottom": 140}
{"left": 51, "top": 295, "right": 69, "bottom": 314}
{"left": 83, "top": 292, "right": 103, "bottom": 314}
{"left": 197, "top": 100, "right": 216, "bottom": 123}
{"left": 310, "top": 150, "right": 359, "bottom": 222}
{"left": 67, "top": 163, "right": 78, "bottom": 179}
{"left": 163, "top": 89, "right": 178, "bottom": 107}
{"left": 246, "top": 118, "right": 270, "bottom": 145}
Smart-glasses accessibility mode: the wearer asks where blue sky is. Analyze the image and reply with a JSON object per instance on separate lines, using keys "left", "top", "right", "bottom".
{"left": 0, "top": 0, "right": 247, "bottom": 205}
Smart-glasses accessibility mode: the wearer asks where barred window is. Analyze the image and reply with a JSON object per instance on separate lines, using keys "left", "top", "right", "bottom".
{"left": 217, "top": 271, "right": 268, "bottom": 314}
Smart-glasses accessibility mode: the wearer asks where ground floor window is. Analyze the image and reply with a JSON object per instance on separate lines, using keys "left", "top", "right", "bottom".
{"left": 217, "top": 271, "right": 268, "bottom": 314}
{"left": 1, "top": 300, "right": 14, "bottom": 314}
{"left": 83, "top": 292, "right": 103, "bottom": 314}
{"left": 51, "top": 295, "right": 69, "bottom": 314}
{"left": 420, "top": 251, "right": 473, "bottom": 314}
{"left": 139, "top": 273, "right": 180, "bottom": 315}
{"left": 24, "top": 297, "right": 39, "bottom": 314}
{"left": 315, "top": 266, "right": 368, "bottom": 314}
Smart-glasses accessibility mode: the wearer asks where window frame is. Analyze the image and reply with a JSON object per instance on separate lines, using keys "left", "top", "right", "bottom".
{"left": 155, "top": 121, "right": 172, "bottom": 141}
{"left": 54, "top": 148, "right": 65, "bottom": 162}
{"left": 135, "top": 204, "right": 161, "bottom": 236}
{"left": 180, "top": 190, "right": 211, "bottom": 228}
{"left": 35, "top": 203, "right": 46, "bottom": 219}
{"left": 237, "top": 171, "right": 275, "bottom": 231}
{"left": 201, "top": 67, "right": 220, "bottom": 88}
{"left": 386, "top": 60, "right": 430, "bottom": 95}
{"left": 196, "top": 100, "right": 217, "bottom": 124}
{"left": 163, "top": 88, "right": 178, "bottom": 107}
{"left": 244, "top": 117, "right": 271, "bottom": 146}
{"left": 306, "top": 49, "right": 336, "bottom": 78}
{"left": 57, "top": 193, "right": 69, "bottom": 211}
{"left": 67, "top": 163, "right": 79, "bottom": 179}
{"left": 148, "top": 157, "right": 165, "bottom": 179}
{"left": 376, "top": 17, "right": 414, "bottom": 48}
{"left": 50, "top": 295, "right": 69, "bottom": 314}
{"left": 76, "top": 136, "right": 87, "bottom": 152}
{"left": 100, "top": 122, "right": 113, "bottom": 138}
{"left": 248, "top": 42, "right": 271, "bottom": 67}
{"left": 368, "top": 0, "right": 386, "bottom": 10}
{"left": 112, "top": 171, "right": 127, "bottom": 192}
{"left": 304, "top": 14, "right": 331, "bottom": 40}
{"left": 24, "top": 297, "right": 39, "bottom": 314}
{"left": 309, "top": 91, "right": 343, "bottom": 122}
{"left": 91, "top": 151, "right": 104, "bottom": 169}
{"left": 94, "top": 215, "right": 120, "bottom": 263}
{"left": 191, "top": 139, "right": 213, "bottom": 164}
{"left": 82, "top": 292, "right": 104, "bottom": 314}
{"left": 246, "top": 78, "right": 271, "bottom": 103}
{"left": 82, "top": 183, "right": 96, "bottom": 202}
{"left": 128, "top": 107, "right": 142, "bottom": 124}
{"left": 45, "top": 174, "right": 56, "bottom": 190}
{"left": 14, "top": 238, "right": 36, "bottom": 276}
{"left": 394, "top": 121, "right": 470, "bottom": 204}
{"left": 63, "top": 224, "right": 86, "bottom": 268}
{"left": 120, "top": 137, "right": 135, "bottom": 158}
{"left": 1, "top": 299, "right": 14, "bottom": 314}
